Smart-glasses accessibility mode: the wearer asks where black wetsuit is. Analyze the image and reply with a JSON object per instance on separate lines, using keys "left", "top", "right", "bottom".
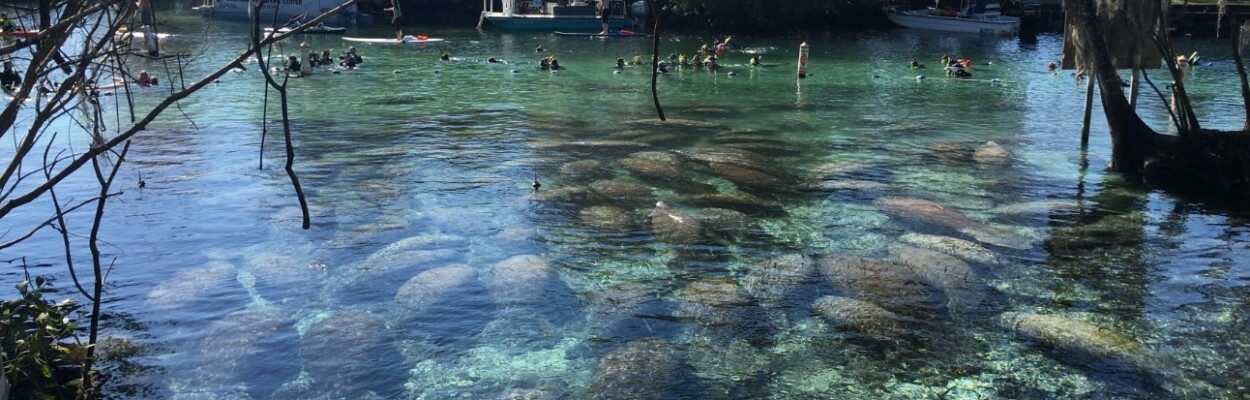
{"left": 1, "top": 67, "right": 21, "bottom": 90}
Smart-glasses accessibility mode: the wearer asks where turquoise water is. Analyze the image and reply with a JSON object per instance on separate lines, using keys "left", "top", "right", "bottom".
{"left": 4, "top": 13, "right": 1250, "bottom": 399}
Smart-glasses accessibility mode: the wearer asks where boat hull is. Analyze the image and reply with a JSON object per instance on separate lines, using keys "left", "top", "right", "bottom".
{"left": 484, "top": 13, "right": 631, "bottom": 31}
{"left": 886, "top": 11, "right": 1019, "bottom": 35}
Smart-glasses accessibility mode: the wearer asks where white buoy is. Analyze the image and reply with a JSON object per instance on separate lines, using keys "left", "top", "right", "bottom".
{"left": 511, "top": 69, "right": 519, "bottom": 73}
{"left": 727, "top": 71, "right": 737, "bottom": 77}
{"left": 434, "top": 70, "right": 441, "bottom": 74}
{"left": 916, "top": 75, "right": 925, "bottom": 81}
{"left": 990, "top": 78, "right": 1000, "bottom": 83}
{"left": 613, "top": 70, "right": 621, "bottom": 74}
{"left": 797, "top": 42, "right": 809, "bottom": 79}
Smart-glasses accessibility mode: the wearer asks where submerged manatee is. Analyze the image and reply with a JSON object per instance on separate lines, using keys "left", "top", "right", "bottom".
{"left": 742, "top": 254, "right": 817, "bottom": 305}
{"left": 675, "top": 278, "right": 754, "bottom": 329}
{"left": 677, "top": 192, "right": 786, "bottom": 215}
{"left": 705, "top": 161, "right": 789, "bottom": 191}
{"left": 147, "top": 260, "right": 240, "bottom": 308}
{"left": 973, "top": 141, "right": 1012, "bottom": 165}
{"left": 395, "top": 264, "right": 495, "bottom": 344}
{"left": 816, "top": 255, "right": 943, "bottom": 318}
{"left": 696, "top": 207, "right": 758, "bottom": 237}
{"left": 485, "top": 255, "right": 565, "bottom": 306}
{"left": 589, "top": 179, "right": 653, "bottom": 204}
{"left": 246, "top": 253, "right": 321, "bottom": 301}
{"left": 579, "top": 206, "right": 636, "bottom": 231}
{"left": 927, "top": 140, "right": 973, "bottom": 161}
{"left": 301, "top": 310, "right": 405, "bottom": 396}
{"left": 559, "top": 159, "right": 609, "bottom": 181}
{"left": 395, "top": 264, "right": 479, "bottom": 312}
{"left": 812, "top": 295, "right": 901, "bottom": 337}
{"left": 194, "top": 306, "right": 297, "bottom": 399}
{"left": 999, "top": 312, "right": 1147, "bottom": 366}
{"left": 587, "top": 338, "right": 689, "bottom": 400}
{"left": 649, "top": 202, "right": 707, "bottom": 245}
{"left": 899, "top": 232, "right": 1003, "bottom": 266}
{"left": 619, "top": 151, "right": 689, "bottom": 182}
{"left": 678, "top": 147, "right": 783, "bottom": 177}
{"left": 887, "top": 243, "right": 985, "bottom": 312}
{"left": 874, "top": 197, "right": 1031, "bottom": 249}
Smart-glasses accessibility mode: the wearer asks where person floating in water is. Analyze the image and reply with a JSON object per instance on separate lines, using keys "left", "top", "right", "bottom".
{"left": 0, "top": 13, "right": 18, "bottom": 33}
{"left": 320, "top": 50, "right": 333, "bottom": 65}
{"left": 909, "top": 60, "right": 925, "bottom": 69}
{"left": 285, "top": 55, "right": 302, "bottom": 75}
{"left": 657, "top": 60, "right": 669, "bottom": 74}
{"left": 441, "top": 53, "right": 451, "bottom": 61}
{"left": 615, "top": 58, "right": 625, "bottom": 69}
{"left": 540, "top": 56, "right": 560, "bottom": 71}
{"left": 135, "top": 70, "right": 159, "bottom": 87}
{"left": 340, "top": 46, "right": 362, "bottom": 68}
{"left": 2, "top": 61, "right": 22, "bottom": 92}
{"left": 750, "top": 55, "right": 761, "bottom": 67}
{"left": 679, "top": 54, "right": 689, "bottom": 68}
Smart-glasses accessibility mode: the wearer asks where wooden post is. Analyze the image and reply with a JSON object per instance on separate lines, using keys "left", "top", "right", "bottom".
{"left": 1081, "top": 77, "right": 1095, "bottom": 147}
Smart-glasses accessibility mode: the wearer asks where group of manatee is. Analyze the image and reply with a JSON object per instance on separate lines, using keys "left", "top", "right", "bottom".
{"left": 143, "top": 116, "right": 1169, "bottom": 398}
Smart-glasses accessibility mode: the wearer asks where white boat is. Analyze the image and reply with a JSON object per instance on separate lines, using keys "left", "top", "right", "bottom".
{"left": 193, "top": 0, "right": 359, "bottom": 25}
{"left": 479, "top": 0, "right": 635, "bottom": 31}
{"left": 885, "top": 1, "right": 1019, "bottom": 35}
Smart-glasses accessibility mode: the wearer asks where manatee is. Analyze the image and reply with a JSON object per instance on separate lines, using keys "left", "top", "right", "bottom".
{"left": 973, "top": 141, "right": 1011, "bottom": 165}
{"left": 485, "top": 255, "right": 561, "bottom": 305}
{"left": 741, "top": 254, "right": 816, "bottom": 305}
{"left": 394, "top": 265, "right": 495, "bottom": 343}
{"left": 887, "top": 243, "right": 985, "bottom": 311}
{"left": 395, "top": 264, "right": 479, "bottom": 311}
{"left": 806, "top": 161, "right": 875, "bottom": 182}
{"left": 815, "top": 255, "right": 943, "bottom": 318}
{"left": 195, "top": 306, "right": 297, "bottom": 399}
{"left": 301, "top": 310, "right": 405, "bottom": 395}
{"left": 246, "top": 253, "right": 320, "bottom": 301}
{"left": 899, "top": 233, "right": 1003, "bottom": 265}
{"left": 147, "top": 260, "right": 239, "bottom": 308}
{"left": 675, "top": 278, "right": 754, "bottom": 328}
{"left": 649, "top": 202, "right": 707, "bottom": 245}
{"left": 999, "top": 312, "right": 1145, "bottom": 364}
{"left": 527, "top": 186, "right": 591, "bottom": 204}
{"left": 347, "top": 233, "right": 467, "bottom": 279}
{"left": 812, "top": 295, "right": 901, "bottom": 337}
{"left": 587, "top": 338, "right": 687, "bottom": 400}
{"left": 677, "top": 147, "right": 781, "bottom": 176}
{"left": 559, "top": 159, "right": 609, "bottom": 181}
{"left": 496, "top": 389, "right": 559, "bottom": 400}
{"left": 988, "top": 200, "right": 1082, "bottom": 216}
{"left": 584, "top": 282, "right": 666, "bottom": 341}
{"left": 706, "top": 161, "right": 788, "bottom": 191}
{"left": 589, "top": 179, "right": 653, "bottom": 204}
{"left": 874, "top": 197, "right": 1031, "bottom": 250}
{"left": 677, "top": 192, "right": 785, "bottom": 215}
{"left": 927, "top": 140, "right": 973, "bottom": 161}
{"left": 580, "top": 206, "right": 636, "bottom": 231}
{"left": 379, "top": 233, "right": 469, "bottom": 254}
{"left": 720, "top": 142, "right": 803, "bottom": 157}
{"left": 808, "top": 179, "right": 891, "bottom": 192}
{"left": 619, "top": 151, "right": 689, "bottom": 182}
{"left": 696, "top": 207, "right": 757, "bottom": 236}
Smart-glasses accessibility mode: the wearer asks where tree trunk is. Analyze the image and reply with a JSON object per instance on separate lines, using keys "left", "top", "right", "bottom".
{"left": 1070, "top": 0, "right": 1160, "bottom": 175}
{"left": 1233, "top": 22, "right": 1250, "bottom": 131}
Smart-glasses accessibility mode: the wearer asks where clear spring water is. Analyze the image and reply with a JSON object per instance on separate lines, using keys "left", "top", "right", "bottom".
{"left": 3, "top": 12, "right": 1250, "bottom": 400}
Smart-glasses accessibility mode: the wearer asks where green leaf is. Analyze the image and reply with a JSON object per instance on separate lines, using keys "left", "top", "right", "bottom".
{"left": 39, "top": 362, "right": 52, "bottom": 378}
